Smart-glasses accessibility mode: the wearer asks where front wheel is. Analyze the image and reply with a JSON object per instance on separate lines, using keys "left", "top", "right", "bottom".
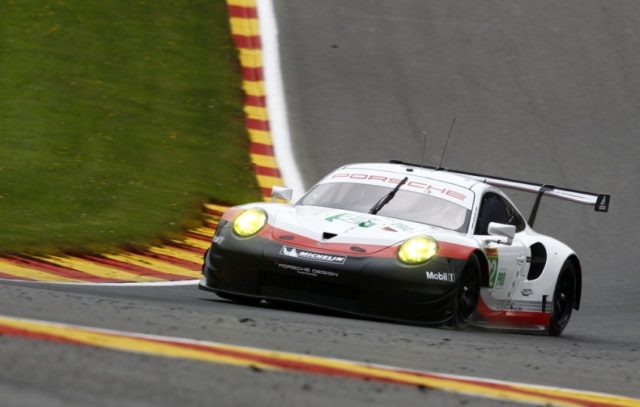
{"left": 548, "top": 261, "right": 577, "bottom": 336}
{"left": 452, "top": 254, "right": 481, "bottom": 328}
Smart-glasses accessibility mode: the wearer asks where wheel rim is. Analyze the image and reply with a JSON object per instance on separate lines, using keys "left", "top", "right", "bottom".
{"left": 554, "top": 269, "right": 574, "bottom": 328}
{"left": 457, "top": 266, "right": 479, "bottom": 319}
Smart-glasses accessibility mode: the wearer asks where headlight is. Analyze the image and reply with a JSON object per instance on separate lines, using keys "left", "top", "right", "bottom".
{"left": 233, "top": 208, "right": 267, "bottom": 237}
{"left": 397, "top": 236, "right": 438, "bottom": 265}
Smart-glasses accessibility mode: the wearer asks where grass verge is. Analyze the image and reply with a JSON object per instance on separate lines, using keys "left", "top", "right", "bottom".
{"left": 0, "top": 0, "right": 261, "bottom": 254}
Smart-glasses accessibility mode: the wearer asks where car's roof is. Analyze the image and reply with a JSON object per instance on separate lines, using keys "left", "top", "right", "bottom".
{"left": 340, "top": 163, "right": 482, "bottom": 190}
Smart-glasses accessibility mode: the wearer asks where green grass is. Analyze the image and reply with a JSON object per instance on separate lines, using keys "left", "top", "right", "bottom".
{"left": 0, "top": 0, "right": 261, "bottom": 255}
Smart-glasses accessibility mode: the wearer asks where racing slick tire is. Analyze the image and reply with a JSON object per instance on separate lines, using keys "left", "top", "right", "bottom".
{"left": 452, "top": 254, "right": 481, "bottom": 329}
{"left": 548, "top": 260, "right": 577, "bottom": 336}
{"left": 215, "top": 291, "right": 262, "bottom": 306}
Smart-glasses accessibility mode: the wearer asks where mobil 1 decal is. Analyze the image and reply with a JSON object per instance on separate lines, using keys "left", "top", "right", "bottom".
{"left": 425, "top": 271, "right": 455, "bottom": 282}
{"left": 486, "top": 247, "right": 506, "bottom": 289}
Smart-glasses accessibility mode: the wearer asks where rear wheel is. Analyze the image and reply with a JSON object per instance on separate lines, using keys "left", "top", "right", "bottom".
{"left": 452, "top": 254, "right": 481, "bottom": 328}
{"left": 548, "top": 261, "right": 576, "bottom": 336}
{"left": 215, "top": 291, "right": 262, "bottom": 306}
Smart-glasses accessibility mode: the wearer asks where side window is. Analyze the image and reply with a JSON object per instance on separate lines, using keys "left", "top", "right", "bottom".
{"left": 474, "top": 193, "right": 509, "bottom": 235}
{"left": 504, "top": 201, "right": 526, "bottom": 232}
{"left": 475, "top": 192, "right": 527, "bottom": 235}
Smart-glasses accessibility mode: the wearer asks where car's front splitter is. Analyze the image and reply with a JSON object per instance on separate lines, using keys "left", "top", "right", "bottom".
{"left": 201, "top": 230, "right": 464, "bottom": 326}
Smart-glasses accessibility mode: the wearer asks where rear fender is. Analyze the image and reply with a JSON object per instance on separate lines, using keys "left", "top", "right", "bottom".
{"left": 514, "top": 233, "right": 579, "bottom": 310}
{"left": 567, "top": 255, "right": 582, "bottom": 310}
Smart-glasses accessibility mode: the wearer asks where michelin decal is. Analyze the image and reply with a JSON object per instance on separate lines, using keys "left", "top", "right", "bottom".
{"left": 281, "top": 246, "right": 347, "bottom": 264}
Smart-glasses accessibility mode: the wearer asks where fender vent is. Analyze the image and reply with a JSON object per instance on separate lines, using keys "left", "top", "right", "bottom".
{"left": 322, "top": 232, "right": 338, "bottom": 240}
{"left": 527, "top": 243, "right": 547, "bottom": 280}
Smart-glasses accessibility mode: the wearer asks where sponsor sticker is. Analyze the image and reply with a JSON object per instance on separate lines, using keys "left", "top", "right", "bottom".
{"left": 485, "top": 247, "right": 498, "bottom": 257}
{"left": 328, "top": 171, "right": 473, "bottom": 207}
{"left": 212, "top": 235, "right": 225, "bottom": 245}
{"left": 277, "top": 263, "right": 339, "bottom": 278}
{"left": 325, "top": 213, "right": 377, "bottom": 228}
{"left": 326, "top": 213, "right": 415, "bottom": 232}
{"left": 425, "top": 271, "right": 455, "bottom": 283}
{"left": 521, "top": 288, "right": 534, "bottom": 297}
{"left": 280, "top": 246, "right": 347, "bottom": 264}
{"left": 486, "top": 247, "right": 505, "bottom": 289}
{"left": 387, "top": 222, "right": 414, "bottom": 232}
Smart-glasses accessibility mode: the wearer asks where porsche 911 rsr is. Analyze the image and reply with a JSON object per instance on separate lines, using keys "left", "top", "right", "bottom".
{"left": 199, "top": 161, "right": 609, "bottom": 336}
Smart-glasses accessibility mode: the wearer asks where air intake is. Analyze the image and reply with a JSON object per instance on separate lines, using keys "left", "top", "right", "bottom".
{"left": 322, "top": 232, "right": 338, "bottom": 240}
{"left": 527, "top": 243, "right": 547, "bottom": 280}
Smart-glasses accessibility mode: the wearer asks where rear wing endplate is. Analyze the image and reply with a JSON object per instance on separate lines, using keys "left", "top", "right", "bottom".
{"left": 389, "top": 160, "right": 610, "bottom": 225}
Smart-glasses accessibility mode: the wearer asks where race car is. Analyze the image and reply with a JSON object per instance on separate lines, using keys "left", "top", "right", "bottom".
{"left": 199, "top": 161, "right": 609, "bottom": 335}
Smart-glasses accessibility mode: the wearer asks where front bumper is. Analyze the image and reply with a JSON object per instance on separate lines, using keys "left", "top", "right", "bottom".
{"left": 200, "top": 229, "right": 463, "bottom": 325}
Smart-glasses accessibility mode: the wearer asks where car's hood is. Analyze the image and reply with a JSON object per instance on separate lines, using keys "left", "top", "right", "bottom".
{"left": 270, "top": 205, "right": 445, "bottom": 254}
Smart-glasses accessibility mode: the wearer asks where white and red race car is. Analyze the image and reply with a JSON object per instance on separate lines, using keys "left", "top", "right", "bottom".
{"left": 200, "top": 161, "right": 609, "bottom": 336}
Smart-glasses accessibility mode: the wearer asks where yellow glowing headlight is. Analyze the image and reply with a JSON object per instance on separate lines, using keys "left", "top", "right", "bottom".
{"left": 233, "top": 208, "right": 267, "bottom": 237}
{"left": 397, "top": 236, "right": 438, "bottom": 265}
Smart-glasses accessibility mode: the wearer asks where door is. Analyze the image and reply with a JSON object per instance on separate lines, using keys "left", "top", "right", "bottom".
{"left": 474, "top": 192, "right": 529, "bottom": 304}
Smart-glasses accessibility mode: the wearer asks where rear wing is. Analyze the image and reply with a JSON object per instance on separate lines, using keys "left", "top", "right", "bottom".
{"left": 389, "top": 160, "right": 610, "bottom": 226}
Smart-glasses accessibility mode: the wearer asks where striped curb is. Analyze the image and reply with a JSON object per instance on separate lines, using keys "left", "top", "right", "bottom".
{"left": 1, "top": 314, "right": 639, "bottom": 407}
{"left": 0, "top": 0, "right": 283, "bottom": 283}
{"left": 0, "top": 204, "right": 227, "bottom": 283}
{"left": 228, "top": 0, "right": 285, "bottom": 199}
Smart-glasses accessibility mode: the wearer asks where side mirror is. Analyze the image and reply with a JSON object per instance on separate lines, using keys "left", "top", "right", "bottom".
{"left": 271, "top": 186, "right": 293, "bottom": 202}
{"left": 488, "top": 222, "right": 516, "bottom": 245}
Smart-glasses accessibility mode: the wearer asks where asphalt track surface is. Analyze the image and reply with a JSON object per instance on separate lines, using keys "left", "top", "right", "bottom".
{"left": 2, "top": 1, "right": 640, "bottom": 406}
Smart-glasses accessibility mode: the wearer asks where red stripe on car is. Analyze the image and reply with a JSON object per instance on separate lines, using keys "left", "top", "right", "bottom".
{"left": 476, "top": 297, "right": 550, "bottom": 327}
{"left": 260, "top": 225, "right": 473, "bottom": 260}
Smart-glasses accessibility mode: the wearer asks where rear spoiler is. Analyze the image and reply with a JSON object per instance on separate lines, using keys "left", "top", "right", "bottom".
{"left": 389, "top": 160, "right": 610, "bottom": 226}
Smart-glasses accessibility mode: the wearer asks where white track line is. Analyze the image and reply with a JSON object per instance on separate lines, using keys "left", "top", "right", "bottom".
{"left": 0, "top": 278, "right": 199, "bottom": 287}
{"left": 256, "top": 0, "right": 306, "bottom": 199}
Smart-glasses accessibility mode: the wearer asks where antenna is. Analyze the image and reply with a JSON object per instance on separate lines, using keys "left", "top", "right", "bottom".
{"left": 438, "top": 118, "right": 456, "bottom": 169}
{"left": 420, "top": 130, "right": 428, "bottom": 166}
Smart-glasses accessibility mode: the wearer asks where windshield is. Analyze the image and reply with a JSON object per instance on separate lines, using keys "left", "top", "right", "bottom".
{"left": 298, "top": 182, "right": 471, "bottom": 232}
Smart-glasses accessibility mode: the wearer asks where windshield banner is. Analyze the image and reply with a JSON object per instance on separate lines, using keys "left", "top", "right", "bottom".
{"left": 322, "top": 169, "right": 474, "bottom": 209}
